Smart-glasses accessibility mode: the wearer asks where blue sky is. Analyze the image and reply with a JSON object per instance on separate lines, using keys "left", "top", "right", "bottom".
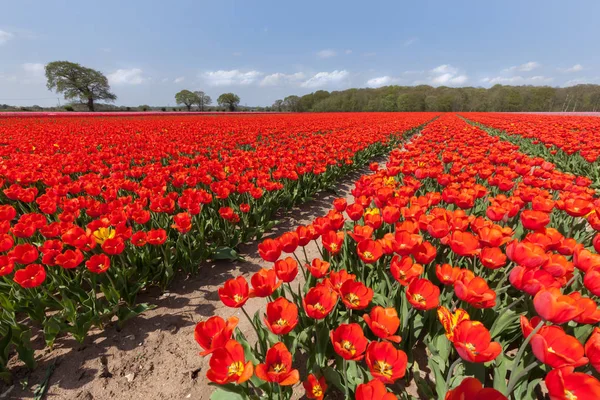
{"left": 1, "top": 0, "right": 599, "bottom": 107}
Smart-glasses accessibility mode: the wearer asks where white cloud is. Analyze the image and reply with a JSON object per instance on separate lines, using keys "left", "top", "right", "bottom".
{"left": 481, "top": 75, "right": 554, "bottom": 85}
{"left": 108, "top": 68, "right": 146, "bottom": 85}
{"left": 260, "top": 72, "right": 305, "bottom": 86}
{"left": 431, "top": 64, "right": 458, "bottom": 75}
{"left": 22, "top": 63, "right": 45, "bottom": 77}
{"left": 317, "top": 49, "right": 337, "bottom": 59}
{"left": 432, "top": 73, "right": 468, "bottom": 85}
{"left": 174, "top": 76, "right": 185, "bottom": 84}
{"left": 558, "top": 64, "right": 583, "bottom": 73}
{"left": 345, "top": 49, "right": 352, "bottom": 54}
{"left": 0, "top": 30, "right": 13, "bottom": 45}
{"left": 404, "top": 37, "right": 418, "bottom": 46}
{"left": 202, "top": 69, "right": 262, "bottom": 86}
{"left": 232, "top": 52, "right": 243, "bottom": 57}
{"left": 100, "top": 48, "right": 112, "bottom": 53}
{"left": 301, "top": 70, "right": 349, "bottom": 88}
{"left": 502, "top": 61, "right": 540, "bottom": 73}
{"left": 366, "top": 76, "right": 400, "bottom": 87}
{"left": 423, "top": 64, "right": 468, "bottom": 86}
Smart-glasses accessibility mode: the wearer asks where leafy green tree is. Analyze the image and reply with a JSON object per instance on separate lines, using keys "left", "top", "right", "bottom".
{"left": 217, "top": 93, "right": 241, "bottom": 111}
{"left": 193, "top": 91, "right": 212, "bottom": 111}
{"left": 272, "top": 99, "right": 284, "bottom": 111}
{"left": 175, "top": 90, "right": 200, "bottom": 111}
{"left": 283, "top": 95, "right": 302, "bottom": 112}
{"left": 45, "top": 61, "right": 117, "bottom": 112}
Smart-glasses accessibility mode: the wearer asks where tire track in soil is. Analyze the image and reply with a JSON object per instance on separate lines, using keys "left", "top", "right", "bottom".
{"left": 2, "top": 133, "right": 427, "bottom": 400}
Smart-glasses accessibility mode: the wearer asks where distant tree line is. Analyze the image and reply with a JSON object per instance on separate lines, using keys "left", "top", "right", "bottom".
{"left": 271, "top": 84, "right": 600, "bottom": 112}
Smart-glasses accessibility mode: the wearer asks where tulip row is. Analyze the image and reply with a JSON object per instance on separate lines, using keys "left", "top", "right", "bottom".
{"left": 198, "top": 113, "right": 600, "bottom": 400}
{"left": 461, "top": 113, "right": 600, "bottom": 188}
{"left": 0, "top": 113, "right": 435, "bottom": 379}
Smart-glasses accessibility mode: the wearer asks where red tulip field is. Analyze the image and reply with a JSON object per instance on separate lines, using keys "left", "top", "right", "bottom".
{"left": 1, "top": 112, "right": 600, "bottom": 399}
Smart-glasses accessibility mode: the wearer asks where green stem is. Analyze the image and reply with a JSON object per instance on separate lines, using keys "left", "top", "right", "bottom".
{"left": 506, "top": 320, "right": 544, "bottom": 395}
{"left": 445, "top": 357, "right": 462, "bottom": 391}
{"left": 506, "top": 361, "right": 540, "bottom": 396}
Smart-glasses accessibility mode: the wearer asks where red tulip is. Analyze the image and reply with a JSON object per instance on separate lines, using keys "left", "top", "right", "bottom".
{"left": 250, "top": 268, "right": 281, "bottom": 298}
{"left": 303, "top": 283, "right": 338, "bottom": 319}
{"left": 206, "top": 339, "right": 253, "bottom": 384}
{"left": 390, "top": 255, "right": 423, "bottom": 286}
{"left": 194, "top": 316, "right": 238, "bottom": 355}
{"left": 307, "top": 258, "right": 330, "bottom": 279}
{"left": 303, "top": 374, "right": 327, "bottom": 400}
{"left": 445, "top": 377, "right": 507, "bottom": 400}
{"left": 86, "top": 254, "right": 110, "bottom": 274}
{"left": 355, "top": 379, "right": 396, "bottom": 400}
{"left": 363, "top": 306, "right": 401, "bottom": 343}
{"left": 406, "top": 278, "right": 440, "bottom": 310}
{"left": 453, "top": 320, "right": 502, "bottom": 363}
{"left": 365, "top": 341, "right": 407, "bottom": 383}
{"left": 255, "top": 342, "right": 299, "bottom": 386}
{"left": 258, "top": 238, "right": 281, "bottom": 262}
{"left": 531, "top": 326, "right": 588, "bottom": 368}
{"left": 218, "top": 276, "right": 250, "bottom": 308}
{"left": 357, "top": 239, "right": 384, "bottom": 264}
{"left": 585, "top": 327, "right": 600, "bottom": 373}
{"left": 340, "top": 280, "right": 373, "bottom": 310}
{"left": 13, "top": 263, "right": 46, "bottom": 288}
{"left": 520, "top": 209, "right": 551, "bottom": 230}
{"left": 330, "top": 323, "right": 368, "bottom": 361}
{"left": 274, "top": 257, "right": 298, "bottom": 283}
{"left": 533, "top": 288, "right": 583, "bottom": 324}
{"left": 454, "top": 276, "right": 496, "bottom": 309}
{"left": 263, "top": 297, "right": 298, "bottom": 335}
{"left": 545, "top": 366, "right": 600, "bottom": 400}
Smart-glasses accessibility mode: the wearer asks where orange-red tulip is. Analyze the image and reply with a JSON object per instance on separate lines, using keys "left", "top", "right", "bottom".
{"left": 264, "top": 297, "right": 298, "bottom": 335}
{"left": 453, "top": 320, "right": 502, "bottom": 363}
{"left": 218, "top": 276, "right": 250, "bottom": 308}
{"left": 206, "top": 339, "right": 253, "bottom": 385}
{"left": 363, "top": 306, "right": 401, "bottom": 343}
{"left": 406, "top": 278, "right": 440, "bottom": 311}
{"left": 357, "top": 239, "right": 384, "bottom": 264}
{"left": 258, "top": 238, "right": 281, "bottom": 262}
{"left": 390, "top": 255, "right": 423, "bottom": 286}
{"left": 365, "top": 341, "right": 407, "bottom": 383}
{"left": 585, "top": 327, "right": 600, "bottom": 373}
{"left": 454, "top": 276, "right": 496, "bottom": 309}
{"left": 355, "top": 380, "right": 396, "bottom": 400}
{"left": 194, "top": 316, "right": 238, "bottom": 356}
{"left": 531, "top": 326, "right": 588, "bottom": 368}
{"left": 545, "top": 366, "right": 600, "bottom": 400}
{"left": 250, "top": 268, "right": 281, "bottom": 298}
{"left": 307, "top": 258, "right": 330, "bottom": 279}
{"left": 303, "top": 283, "right": 338, "bottom": 319}
{"left": 533, "top": 288, "right": 582, "bottom": 324}
{"left": 445, "top": 377, "right": 507, "bottom": 400}
{"left": 340, "top": 280, "right": 373, "bottom": 310}
{"left": 274, "top": 257, "right": 298, "bottom": 283}
{"left": 330, "top": 323, "right": 369, "bottom": 361}
{"left": 255, "top": 342, "right": 299, "bottom": 386}
{"left": 303, "top": 373, "right": 327, "bottom": 400}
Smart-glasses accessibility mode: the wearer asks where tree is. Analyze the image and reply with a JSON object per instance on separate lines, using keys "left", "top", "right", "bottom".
{"left": 175, "top": 90, "right": 199, "bottom": 111}
{"left": 272, "top": 99, "right": 284, "bottom": 111}
{"left": 193, "top": 91, "right": 212, "bottom": 111}
{"left": 217, "top": 93, "right": 241, "bottom": 111}
{"left": 283, "top": 95, "right": 302, "bottom": 112}
{"left": 45, "top": 61, "right": 117, "bottom": 112}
